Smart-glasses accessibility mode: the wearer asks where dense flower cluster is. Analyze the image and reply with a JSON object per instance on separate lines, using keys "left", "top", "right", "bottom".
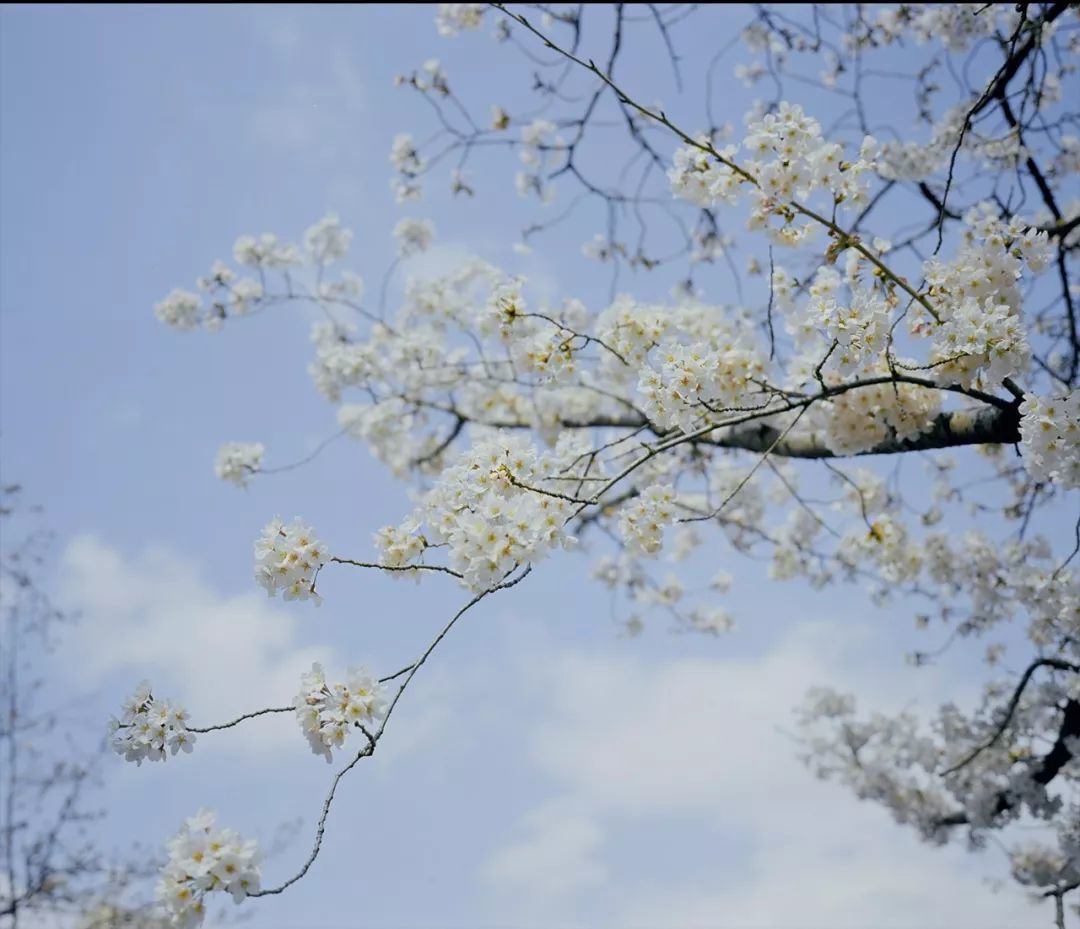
{"left": 376, "top": 434, "right": 577, "bottom": 589}
{"left": 517, "top": 119, "right": 561, "bottom": 202}
{"left": 393, "top": 217, "right": 435, "bottom": 256}
{"left": 233, "top": 233, "right": 301, "bottom": 269}
{"left": 303, "top": 213, "right": 353, "bottom": 264}
{"left": 594, "top": 295, "right": 668, "bottom": 375}
{"left": 157, "top": 810, "right": 261, "bottom": 927}
{"left": 215, "top": 442, "right": 264, "bottom": 487}
{"left": 871, "top": 4, "right": 1013, "bottom": 52}
{"left": 152, "top": 215, "right": 364, "bottom": 333}
{"left": 807, "top": 288, "right": 891, "bottom": 376}
{"left": 922, "top": 207, "right": 1049, "bottom": 388}
{"left": 390, "top": 133, "right": 425, "bottom": 202}
{"left": 638, "top": 337, "right": 767, "bottom": 432}
{"left": 1019, "top": 391, "right": 1080, "bottom": 489}
{"left": 293, "top": 662, "right": 386, "bottom": 762}
{"left": 435, "top": 3, "right": 484, "bottom": 36}
{"left": 929, "top": 298, "right": 1029, "bottom": 389}
{"left": 669, "top": 103, "right": 877, "bottom": 244}
{"left": 254, "top": 518, "right": 328, "bottom": 603}
{"left": 838, "top": 514, "right": 922, "bottom": 584}
{"left": 109, "top": 681, "right": 195, "bottom": 765}
{"left": 155, "top": 289, "right": 202, "bottom": 331}
{"left": 1010, "top": 841, "right": 1079, "bottom": 890}
{"left": 618, "top": 484, "right": 677, "bottom": 556}
{"left": 814, "top": 370, "right": 941, "bottom": 456}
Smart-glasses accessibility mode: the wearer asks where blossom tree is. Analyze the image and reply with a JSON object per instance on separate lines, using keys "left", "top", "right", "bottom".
{"left": 130, "top": 4, "right": 1079, "bottom": 926}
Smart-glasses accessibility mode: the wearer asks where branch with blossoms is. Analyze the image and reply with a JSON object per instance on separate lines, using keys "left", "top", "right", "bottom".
{"left": 113, "top": 552, "right": 531, "bottom": 925}
{"left": 124, "top": 3, "right": 1080, "bottom": 926}
{"left": 420, "top": 4, "right": 1080, "bottom": 384}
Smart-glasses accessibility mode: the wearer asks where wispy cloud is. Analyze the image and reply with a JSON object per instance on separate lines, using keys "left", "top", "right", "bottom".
{"left": 479, "top": 621, "right": 1048, "bottom": 928}
{"left": 56, "top": 534, "right": 334, "bottom": 753}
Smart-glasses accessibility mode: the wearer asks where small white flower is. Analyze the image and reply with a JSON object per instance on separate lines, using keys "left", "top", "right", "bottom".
{"left": 215, "top": 443, "right": 264, "bottom": 487}
{"left": 254, "top": 517, "right": 328, "bottom": 604}
{"left": 110, "top": 682, "right": 195, "bottom": 766}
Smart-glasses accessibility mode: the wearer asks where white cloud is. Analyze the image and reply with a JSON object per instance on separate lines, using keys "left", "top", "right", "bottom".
{"left": 480, "top": 620, "right": 1052, "bottom": 928}
{"left": 483, "top": 800, "right": 607, "bottom": 904}
{"left": 56, "top": 534, "right": 334, "bottom": 752}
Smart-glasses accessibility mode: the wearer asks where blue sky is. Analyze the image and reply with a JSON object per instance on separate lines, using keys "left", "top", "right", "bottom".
{"left": 0, "top": 5, "right": 1071, "bottom": 928}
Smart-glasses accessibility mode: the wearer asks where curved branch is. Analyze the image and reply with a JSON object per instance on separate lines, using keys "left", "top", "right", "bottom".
{"left": 941, "top": 657, "right": 1080, "bottom": 776}
{"left": 250, "top": 565, "right": 533, "bottom": 897}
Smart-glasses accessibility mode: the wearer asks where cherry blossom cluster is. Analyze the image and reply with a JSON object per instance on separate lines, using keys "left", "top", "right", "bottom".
{"left": 920, "top": 206, "right": 1049, "bottom": 388}
{"left": 1010, "top": 839, "right": 1080, "bottom": 892}
{"left": 929, "top": 298, "right": 1029, "bottom": 389}
{"left": 376, "top": 433, "right": 577, "bottom": 590}
{"left": 788, "top": 518, "right": 1077, "bottom": 846}
{"left": 669, "top": 103, "right": 878, "bottom": 244}
{"left": 154, "top": 289, "right": 202, "bottom": 332}
{"left": 797, "top": 666, "right": 1076, "bottom": 849}
{"left": 303, "top": 213, "right": 353, "bottom": 265}
{"left": 109, "top": 681, "right": 195, "bottom": 765}
{"left": 189, "top": 259, "right": 265, "bottom": 328}
{"left": 512, "top": 326, "right": 580, "bottom": 385}
{"left": 254, "top": 517, "right": 328, "bottom": 603}
{"left": 234, "top": 233, "right": 301, "bottom": 269}
{"left": 813, "top": 368, "right": 941, "bottom": 456}
{"left": 837, "top": 514, "right": 922, "bottom": 585}
{"left": 393, "top": 217, "right": 435, "bottom": 257}
{"left": 309, "top": 320, "right": 392, "bottom": 404}
{"left": 867, "top": 4, "right": 1018, "bottom": 53}
{"left": 594, "top": 295, "right": 669, "bottom": 376}
{"left": 796, "top": 688, "right": 957, "bottom": 843}
{"left": 618, "top": 484, "right": 678, "bottom": 556}
{"left": 591, "top": 454, "right": 779, "bottom": 632}
{"left": 157, "top": 810, "right": 261, "bottom": 928}
{"left": 638, "top": 335, "right": 767, "bottom": 433}
{"left": 215, "top": 442, "right": 264, "bottom": 487}
{"left": 877, "top": 90, "right": 1043, "bottom": 181}
{"left": 517, "top": 119, "right": 562, "bottom": 203}
{"left": 293, "top": 662, "right": 386, "bottom": 762}
{"left": 1019, "top": 391, "right": 1080, "bottom": 489}
{"left": 153, "top": 216, "right": 358, "bottom": 334}
{"left": 390, "top": 133, "right": 425, "bottom": 202}
{"left": 806, "top": 287, "right": 892, "bottom": 376}
{"left": 435, "top": 4, "right": 485, "bottom": 38}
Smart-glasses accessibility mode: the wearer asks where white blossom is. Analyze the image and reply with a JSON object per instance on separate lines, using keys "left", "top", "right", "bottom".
{"left": 293, "top": 662, "right": 386, "bottom": 762}
{"left": 254, "top": 517, "right": 328, "bottom": 603}
{"left": 155, "top": 289, "right": 202, "bottom": 331}
{"left": 157, "top": 810, "right": 261, "bottom": 927}
{"left": 393, "top": 217, "right": 435, "bottom": 257}
{"left": 435, "top": 4, "right": 485, "bottom": 37}
{"left": 109, "top": 682, "right": 194, "bottom": 765}
{"left": 303, "top": 213, "right": 353, "bottom": 264}
{"left": 1019, "top": 391, "right": 1080, "bottom": 488}
{"left": 215, "top": 442, "right": 264, "bottom": 487}
{"left": 619, "top": 484, "right": 677, "bottom": 556}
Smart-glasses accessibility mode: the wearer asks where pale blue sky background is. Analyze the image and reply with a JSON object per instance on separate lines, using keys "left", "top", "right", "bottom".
{"left": 1, "top": 5, "right": 1073, "bottom": 928}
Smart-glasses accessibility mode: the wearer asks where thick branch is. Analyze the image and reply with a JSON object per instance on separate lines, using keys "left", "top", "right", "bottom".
{"left": 703, "top": 405, "right": 1019, "bottom": 459}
